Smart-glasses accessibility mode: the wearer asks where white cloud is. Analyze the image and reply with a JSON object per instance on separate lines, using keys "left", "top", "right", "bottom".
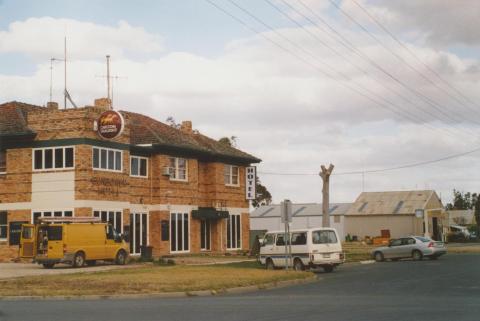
{"left": 1, "top": 15, "right": 480, "bottom": 204}
{"left": 0, "top": 17, "right": 164, "bottom": 60}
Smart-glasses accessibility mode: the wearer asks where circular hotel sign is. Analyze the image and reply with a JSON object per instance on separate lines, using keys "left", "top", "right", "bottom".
{"left": 97, "top": 110, "right": 124, "bottom": 139}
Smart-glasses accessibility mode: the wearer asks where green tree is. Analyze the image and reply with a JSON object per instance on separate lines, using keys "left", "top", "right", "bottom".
{"left": 252, "top": 177, "right": 272, "bottom": 208}
{"left": 445, "top": 189, "right": 478, "bottom": 210}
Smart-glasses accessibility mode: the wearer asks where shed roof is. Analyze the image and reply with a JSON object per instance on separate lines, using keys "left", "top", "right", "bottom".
{"left": 250, "top": 203, "right": 352, "bottom": 218}
{"left": 346, "top": 190, "right": 439, "bottom": 215}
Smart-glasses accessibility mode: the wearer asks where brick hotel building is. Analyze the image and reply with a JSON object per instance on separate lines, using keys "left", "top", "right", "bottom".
{"left": 0, "top": 99, "right": 260, "bottom": 260}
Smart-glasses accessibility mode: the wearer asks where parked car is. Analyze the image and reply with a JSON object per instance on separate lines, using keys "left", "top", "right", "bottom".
{"left": 259, "top": 228, "right": 344, "bottom": 272}
{"left": 371, "top": 236, "right": 446, "bottom": 262}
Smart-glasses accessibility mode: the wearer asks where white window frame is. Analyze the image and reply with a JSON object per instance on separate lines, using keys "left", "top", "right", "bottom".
{"left": 130, "top": 212, "right": 149, "bottom": 256}
{"left": 32, "top": 146, "right": 75, "bottom": 172}
{"left": 92, "top": 146, "right": 123, "bottom": 173}
{"left": 130, "top": 156, "right": 148, "bottom": 178}
{"left": 224, "top": 165, "right": 240, "bottom": 187}
{"left": 169, "top": 157, "right": 188, "bottom": 182}
{"left": 0, "top": 211, "right": 7, "bottom": 241}
{"left": 31, "top": 209, "right": 75, "bottom": 223}
{"left": 93, "top": 209, "right": 123, "bottom": 233}
{"left": 0, "top": 150, "right": 6, "bottom": 174}
{"left": 226, "top": 214, "right": 242, "bottom": 250}
{"left": 170, "top": 212, "right": 190, "bottom": 254}
{"left": 200, "top": 219, "right": 211, "bottom": 251}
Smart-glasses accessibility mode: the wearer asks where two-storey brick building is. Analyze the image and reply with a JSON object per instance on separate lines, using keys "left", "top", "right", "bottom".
{"left": 0, "top": 99, "right": 260, "bottom": 261}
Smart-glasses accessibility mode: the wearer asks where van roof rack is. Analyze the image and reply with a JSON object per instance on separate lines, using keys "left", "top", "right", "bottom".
{"left": 38, "top": 217, "right": 102, "bottom": 224}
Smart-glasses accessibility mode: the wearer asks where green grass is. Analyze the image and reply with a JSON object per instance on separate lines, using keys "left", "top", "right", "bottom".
{"left": 0, "top": 262, "right": 311, "bottom": 297}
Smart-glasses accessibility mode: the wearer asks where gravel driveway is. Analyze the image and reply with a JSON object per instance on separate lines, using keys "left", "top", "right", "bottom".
{"left": 0, "top": 263, "right": 135, "bottom": 280}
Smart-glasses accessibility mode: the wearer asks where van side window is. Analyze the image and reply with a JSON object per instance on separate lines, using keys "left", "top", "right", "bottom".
{"left": 276, "top": 234, "right": 289, "bottom": 246}
{"left": 46, "top": 226, "right": 62, "bottom": 241}
{"left": 106, "top": 225, "right": 115, "bottom": 240}
{"left": 291, "top": 232, "right": 307, "bottom": 245}
{"left": 264, "top": 234, "right": 275, "bottom": 246}
{"left": 312, "top": 230, "right": 337, "bottom": 244}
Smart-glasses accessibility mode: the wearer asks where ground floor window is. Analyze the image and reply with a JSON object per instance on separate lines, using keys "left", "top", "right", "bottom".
{"left": 32, "top": 210, "right": 73, "bottom": 223}
{"left": 170, "top": 213, "right": 189, "bottom": 253}
{"left": 93, "top": 210, "right": 123, "bottom": 233}
{"left": 227, "top": 214, "right": 241, "bottom": 250}
{"left": 0, "top": 211, "right": 7, "bottom": 241}
{"left": 129, "top": 213, "right": 148, "bottom": 255}
{"left": 200, "top": 219, "right": 211, "bottom": 251}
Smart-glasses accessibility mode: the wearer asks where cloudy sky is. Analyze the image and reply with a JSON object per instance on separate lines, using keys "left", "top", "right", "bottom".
{"left": 1, "top": 0, "right": 479, "bottom": 205}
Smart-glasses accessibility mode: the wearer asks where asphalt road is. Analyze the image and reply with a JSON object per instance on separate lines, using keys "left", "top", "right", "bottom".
{"left": 1, "top": 254, "right": 480, "bottom": 321}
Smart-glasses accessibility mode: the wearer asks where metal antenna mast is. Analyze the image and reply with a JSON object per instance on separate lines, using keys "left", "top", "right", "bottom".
{"left": 64, "top": 37, "right": 67, "bottom": 109}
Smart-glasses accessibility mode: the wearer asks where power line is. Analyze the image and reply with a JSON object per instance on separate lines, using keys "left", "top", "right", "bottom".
{"left": 349, "top": 0, "right": 480, "bottom": 115}
{"left": 213, "top": 0, "right": 476, "bottom": 141}
{"left": 326, "top": 0, "right": 480, "bottom": 123}
{"left": 263, "top": 0, "right": 478, "bottom": 139}
{"left": 258, "top": 145, "right": 480, "bottom": 177}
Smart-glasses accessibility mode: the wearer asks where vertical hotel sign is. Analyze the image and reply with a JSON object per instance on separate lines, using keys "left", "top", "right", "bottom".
{"left": 246, "top": 166, "right": 256, "bottom": 200}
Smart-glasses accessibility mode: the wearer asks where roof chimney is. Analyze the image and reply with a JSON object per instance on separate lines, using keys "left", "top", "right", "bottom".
{"left": 180, "top": 121, "right": 192, "bottom": 133}
{"left": 94, "top": 98, "right": 111, "bottom": 110}
{"left": 46, "top": 101, "right": 58, "bottom": 110}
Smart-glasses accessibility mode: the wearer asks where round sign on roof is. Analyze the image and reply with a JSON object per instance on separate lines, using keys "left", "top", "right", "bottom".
{"left": 97, "top": 110, "right": 124, "bottom": 139}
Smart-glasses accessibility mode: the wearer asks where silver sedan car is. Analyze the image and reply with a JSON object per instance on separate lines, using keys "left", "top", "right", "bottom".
{"left": 371, "top": 236, "right": 447, "bottom": 262}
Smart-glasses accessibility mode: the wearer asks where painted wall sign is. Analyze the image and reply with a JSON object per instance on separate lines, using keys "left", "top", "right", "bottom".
{"left": 97, "top": 110, "right": 124, "bottom": 139}
{"left": 246, "top": 166, "right": 256, "bottom": 200}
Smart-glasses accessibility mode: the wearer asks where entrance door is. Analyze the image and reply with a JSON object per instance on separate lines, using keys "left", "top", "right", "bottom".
{"left": 129, "top": 213, "right": 148, "bottom": 255}
{"left": 432, "top": 217, "right": 439, "bottom": 241}
{"left": 200, "top": 219, "right": 211, "bottom": 251}
{"left": 20, "top": 224, "right": 36, "bottom": 258}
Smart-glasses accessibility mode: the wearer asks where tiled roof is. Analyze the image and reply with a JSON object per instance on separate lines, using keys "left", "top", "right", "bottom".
{"left": 0, "top": 101, "right": 42, "bottom": 136}
{"left": 346, "top": 190, "right": 438, "bottom": 215}
{"left": 125, "top": 111, "right": 260, "bottom": 164}
{"left": 0, "top": 102, "right": 260, "bottom": 164}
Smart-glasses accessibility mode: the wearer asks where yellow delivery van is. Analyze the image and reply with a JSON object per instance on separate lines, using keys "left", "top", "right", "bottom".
{"left": 20, "top": 217, "right": 129, "bottom": 268}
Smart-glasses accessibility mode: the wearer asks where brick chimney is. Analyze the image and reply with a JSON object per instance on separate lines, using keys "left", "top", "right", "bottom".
{"left": 180, "top": 121, "right": 192, "bottom": 133}
{"left": 46, "top": 101, "right": 58, "bottom": 110}
{"left": 94, "top": 98, "right": 112, "bottom": 110}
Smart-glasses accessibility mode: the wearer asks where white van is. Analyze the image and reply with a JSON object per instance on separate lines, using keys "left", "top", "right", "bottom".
{"left": 259, "top": 228, "right": 344, "bottom": 272}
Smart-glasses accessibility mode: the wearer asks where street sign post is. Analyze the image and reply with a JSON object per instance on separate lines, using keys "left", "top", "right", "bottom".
{"left": 280, "top": 200, "right": 292, "bottom": 270}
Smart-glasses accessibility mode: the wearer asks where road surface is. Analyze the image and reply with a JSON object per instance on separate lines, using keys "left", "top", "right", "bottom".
{"left": 1, "top": 254, "right": 479, "bottom": 321}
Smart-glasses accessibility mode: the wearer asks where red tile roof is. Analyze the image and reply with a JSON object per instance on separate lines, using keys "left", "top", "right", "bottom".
{"left": 0, "top": 102, "right": 260, "bottom": 164}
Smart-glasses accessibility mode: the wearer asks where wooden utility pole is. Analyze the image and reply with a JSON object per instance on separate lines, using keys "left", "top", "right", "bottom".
{"left": 320, "top": 164, "right": 334, "bottom": 228}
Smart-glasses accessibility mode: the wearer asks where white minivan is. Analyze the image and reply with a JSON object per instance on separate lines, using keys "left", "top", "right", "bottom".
{"left": 259, "top": 228, "right": 344, "bottom": 272}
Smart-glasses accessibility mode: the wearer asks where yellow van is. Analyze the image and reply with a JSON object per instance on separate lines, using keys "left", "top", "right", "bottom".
{"left": 20, "top": 217, "right": 129, "bottom": 268}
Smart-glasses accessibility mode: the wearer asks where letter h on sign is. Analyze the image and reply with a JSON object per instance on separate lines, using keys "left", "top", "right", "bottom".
{"left": 246, "top": 166, "right": 256, "bottom": 200}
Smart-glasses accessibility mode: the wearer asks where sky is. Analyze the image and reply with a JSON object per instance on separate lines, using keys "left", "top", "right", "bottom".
{"left": 1, "top": 0, "right": 480, "bottom": 205}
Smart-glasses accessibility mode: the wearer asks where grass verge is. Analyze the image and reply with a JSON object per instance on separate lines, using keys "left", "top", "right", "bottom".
{"left": 0, "top": 261, "right": 311, "bottom": 297}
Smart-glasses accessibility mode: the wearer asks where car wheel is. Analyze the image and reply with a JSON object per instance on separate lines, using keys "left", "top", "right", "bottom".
{"left": 293, "top": 258, "right": 304, "bottom": 271}
{"left": 412, "top": 250, "right": 423, "bottom": 261}
{"left": 115, "top": 250, "right": 127, "bottom": 265}
{"left": 266, "top": 258, "right": 275, "bottom": 270}
{"left": 323, "top": 265, "right": 334, "bottom": 273}
{"left": 374, "top": 251, "right": 384, "bottom": 262}
{"left": 42, "top": 263, "right": 55, "bottom": 269}
{"left": 73, "top": 252, "right": 85, "bottom": 268}
{"left": 86, "top": 260, "right": 97, "bottom": 266}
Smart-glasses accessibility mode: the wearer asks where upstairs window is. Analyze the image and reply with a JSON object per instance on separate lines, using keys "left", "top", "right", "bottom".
{"left": 169, "top": 157, "right": 187, "bottom": 181}
{"left": 130, "top": 156, "right": 148, "bottom": 177}
{"left": 33, "top": 147, "right": 74, "bottom": 171}
{"left": 93, "top": 147, "right": 122, "bottom": 172}
{"left": 0, "top": 212, "right": 6, "bottom": 240}
{"left": 224, "top": 165, "right": 239, "bottom": 186}
{"left": 0, "top": 150, "right": 6, "bottom": 174}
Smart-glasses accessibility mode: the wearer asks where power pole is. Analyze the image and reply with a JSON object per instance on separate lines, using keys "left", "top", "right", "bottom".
{"left": 320, "top": 164, "right": 334, "bottom": 228}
